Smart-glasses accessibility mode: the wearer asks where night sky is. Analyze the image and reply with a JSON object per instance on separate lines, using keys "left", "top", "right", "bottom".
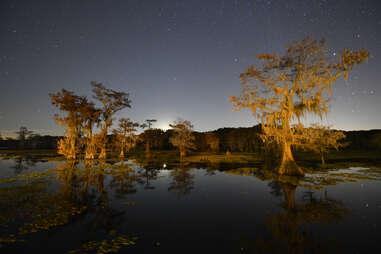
{"left": 1, "top": 0, "right": 380, "bottom": 137}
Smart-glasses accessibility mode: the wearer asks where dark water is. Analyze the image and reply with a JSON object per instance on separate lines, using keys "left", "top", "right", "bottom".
{"left": 0, "top": 158, "right": 380, "bottom": 253}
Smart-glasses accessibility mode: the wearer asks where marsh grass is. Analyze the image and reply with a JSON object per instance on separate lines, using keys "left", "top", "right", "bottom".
{"left": 1, "top": 149, "right": 381, "bottom": 171}
{"left": 0, "top": 149, "right": 63, "bottom": 161}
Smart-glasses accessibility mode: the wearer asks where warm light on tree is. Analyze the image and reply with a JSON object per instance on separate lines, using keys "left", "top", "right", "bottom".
{"left": 92, "top": 81, "right": 131, "bottom": 159}
{"left": 79, "top": 99, "right": 101, "bottom": 160}
{"left": 169, "top": 118, "right": 196, "bottom": 158}
{"left": 50, "top": 89, "right": 88, "bottom": 160}
{"left": 113, "top": 118, "right": 140, "bottom": 158}
{"left": 230, "top": 37, "right": 369, "bottom": 175}
{"left": 297, "top": 124, "right": 347, "bottom": 167}
{"left": 140, "top": 119, "right": 157, "bottom": 156}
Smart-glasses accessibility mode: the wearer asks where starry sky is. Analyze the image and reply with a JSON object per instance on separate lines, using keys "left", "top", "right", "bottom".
{"left": 0, "top": 0, "right": 380, "bottom": 137}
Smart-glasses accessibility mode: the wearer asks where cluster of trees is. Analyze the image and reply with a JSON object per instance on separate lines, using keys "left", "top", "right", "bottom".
{"left": 50, "top": 82, "right": 197, "bottom": 160}
{"left": 50, "top": 82, "right": 133, "bottom": 160}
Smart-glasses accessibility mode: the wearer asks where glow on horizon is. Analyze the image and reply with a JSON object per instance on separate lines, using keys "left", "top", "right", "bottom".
{"left": 158, "top": 121, "right": 170, "bottom": 131}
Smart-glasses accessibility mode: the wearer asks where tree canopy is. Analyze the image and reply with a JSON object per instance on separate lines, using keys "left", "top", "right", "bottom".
{"left": 169, "top": 118, "right": 196, "bottom": 158}
{"left": 113, "top": 118, "right": 140, "bottom": 158}
{"left": 230, "top": 37, "right": 369, "bottom": 175}
{"left": 91, "top": 81, "right": 131, "bottom": 159}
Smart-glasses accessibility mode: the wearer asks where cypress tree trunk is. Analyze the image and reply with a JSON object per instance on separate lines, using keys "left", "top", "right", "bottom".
{"left": 180, "top": 150, "right": 186, "bottom": 159}
{"left": 69, "top": 136, "right": 77, "bottom": 160}
{"left": 85, "top": 129, "right": 96, "bottom": 160}
{"left": 278, "top": 141, "right": 304, "bottom": 176}
{"left": 98, "top": 126, "right": 108, "bottom": 159}
{"left": 320, "top": 151, "right": 325, "bottom": 167}
{"left": 99, "top": 145, "right": 107, "bottom": 159}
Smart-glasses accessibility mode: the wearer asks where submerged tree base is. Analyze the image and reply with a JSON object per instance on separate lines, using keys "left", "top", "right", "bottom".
{"left": 278, "top": 159, "right": 304, "bottom": 176}
{"left": 277, "top": 143, "right": 305, "bottom": 176}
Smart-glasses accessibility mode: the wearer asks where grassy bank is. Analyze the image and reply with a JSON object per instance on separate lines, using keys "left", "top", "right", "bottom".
{"left": 0, "top": 149, "right": 63, "bottom": 161}
{"left": 0, "top": 149, "right": 380, "bottom": 169}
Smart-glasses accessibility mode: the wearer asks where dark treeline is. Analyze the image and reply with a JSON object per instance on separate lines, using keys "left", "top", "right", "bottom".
{"left": 344, "top": 129, "right": 381, "bottom": 150}
{"left": 0, "top": 126, "right": 60, "bottom": 150}
{"left": 133, "top": 126, "right": 381, "bottom": 153}
{"left": 111, "top": 125, "right": 263, "bottom": 153}
{"left": 0, "top": 134, "right": 59, "bottom": 150}
{"left": 2, "top": 125, "right": 380, "bottom": 153}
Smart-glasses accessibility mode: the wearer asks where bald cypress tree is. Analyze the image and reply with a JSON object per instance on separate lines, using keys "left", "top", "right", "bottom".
{"left": 298, "top": 124, "right": 347, "bottom": 167}
{"left": 230, "top": 37, "right": 369, "bottom": 175}
{"left": 113, "top": 118, "right": 140, "bottom": 158}
{"left": 169, "top": 118, "right": 196, "bottom": 159}
{"left": 92, "top": 82, "right": 131, "bottom": 159}
{"left": 50, "top": 89, "right": 87, "bottom": 159}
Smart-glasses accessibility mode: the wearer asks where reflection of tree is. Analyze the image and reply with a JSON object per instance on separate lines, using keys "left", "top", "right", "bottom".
{"left": 0, "top": 162, "right": 89, "bottom": 245}
{"left": 109, "top": 166, "right": 141, "bottom": 198}
{"left": 1, "top": 160, "right": 145, "bottom": 249}
{"left": 204, "top": 166, "right": 217, "bottom": 176}
{"left": 168, "top": 167, "right": 194, "bottom": 197}
{"left": 137, "top": 167, "right": 158, "bottom": 190}
{"left": 55, "top": 161, "right": 126, "bottom": 233}
{"left": 249, "top": 181, "right": 349, "bottom": 254}
{"left": 11, "top": 157, "right": 35, "bottom": 174}
{"left": 224, "top": 166, "right": 352, "bottom": 253}
{"left": 267, "top": 181, "right": 283, "bottom": 197}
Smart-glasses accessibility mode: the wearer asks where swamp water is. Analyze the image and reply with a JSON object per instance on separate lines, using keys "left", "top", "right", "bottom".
{"left": 0, "top": 158, "right": 380, "bottom": 253}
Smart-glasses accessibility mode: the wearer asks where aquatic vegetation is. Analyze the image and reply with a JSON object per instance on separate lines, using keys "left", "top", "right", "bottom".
{"left": 67, "top": 234, "right": 137, "bottom": 254}
{"left": 0, "top": 235, "right": 24, "bottom": 248}
{"left": 184, "top": 153, "right": 261, "bottom": 164}
{"left": 0, "top": 174, "right": 88, "bottom": 248}
{"left": 0, "top": 169, "right": 55, "bottom": 184}
{"left": 121, "top": 201, "right": 139, "bottom": 206}
{"left": 224, "top": 166, "right": 381, "bottom": 191}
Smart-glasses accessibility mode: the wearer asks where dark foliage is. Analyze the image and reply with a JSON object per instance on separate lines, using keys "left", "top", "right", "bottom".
{"left": 1, "top": 126, "right": 380, "bottom": 155}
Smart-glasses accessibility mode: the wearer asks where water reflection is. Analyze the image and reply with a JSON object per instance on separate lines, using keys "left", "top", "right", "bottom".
{"left": 168, "top": 166, "right": 195, "bottom": 197}
{"left": 0, "top": 160, "right": 380, "bottom": 253}
{"left": 237, "top": 180, "right": 349, "bottom": 254}
{"left": 137, "top": 166, "right": 159, "bottom": 190}
{"left": 110, "top": 165, "right": 140, "bottom": 197}
{"left": 54, "top": 161, "right": 135, "bottom": 239}
{"left": 11, "top": 157, "right": 36, "bottom": 174}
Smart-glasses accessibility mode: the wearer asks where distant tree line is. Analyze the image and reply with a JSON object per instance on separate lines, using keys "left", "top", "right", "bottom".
{"left": 0, "top": 126, "right": 59, "bottom": 150}
{"left": 2, "top": 124, "right": 380, "bottom": 155}
{"left": 133, "top": 126, "right": 381, "bottom": 154}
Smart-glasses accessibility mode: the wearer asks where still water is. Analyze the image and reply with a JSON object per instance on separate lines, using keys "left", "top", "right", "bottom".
{"left": 0, "top": 158, "right": 380, "bottom": 253}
